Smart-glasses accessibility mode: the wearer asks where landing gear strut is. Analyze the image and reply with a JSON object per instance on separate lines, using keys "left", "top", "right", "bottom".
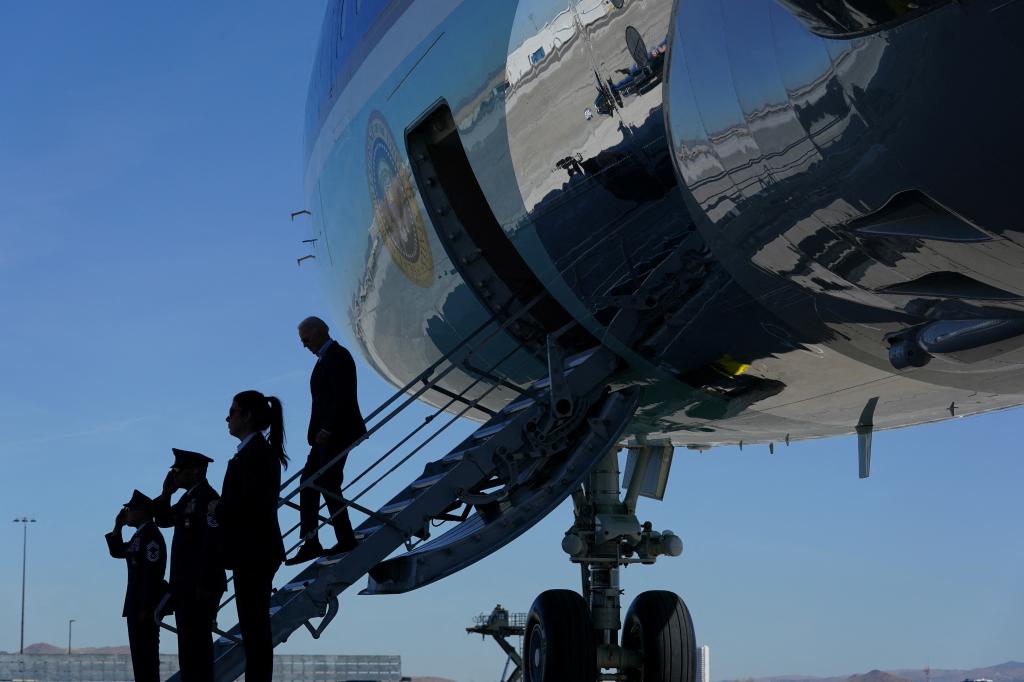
{"left": 524, "top": 444, "right": 695, "bottom": 682}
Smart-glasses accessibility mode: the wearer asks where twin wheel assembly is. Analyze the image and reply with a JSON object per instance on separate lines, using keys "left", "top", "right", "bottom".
{"left": 524, "top": 589, "right": 695, "bottom": 682}
{"left": 523, "top": 444, "right": 695, "bottom": 682}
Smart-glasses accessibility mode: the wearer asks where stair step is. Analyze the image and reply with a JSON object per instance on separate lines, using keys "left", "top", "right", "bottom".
{"left": 568, "top": 347, "right": 600, "bottom": 368}
{"left": 503, "top": 395, "right": 535, "bottom": 414}
{"left": 470, "top": 417, "right": 513, "bottom": 441}
{"left": 379, "top": 497, "right": 416, "bottom": 515}
{"left": 442, "top": 448, "right": 468, "bottom": 463}
{"left": 354, "top": 524, "right": 385, "bottom": 540}
{"left": 410, "top": 472, "right": 447, "bottom": 489}
{"left": 280, "top": 579, "right": 315, "bottom": 593}
{"left": 532, "top": 348, "right": 600, "bottom": 388}
{"left": 315, "top": 548, "right": 356, "bottom": 561}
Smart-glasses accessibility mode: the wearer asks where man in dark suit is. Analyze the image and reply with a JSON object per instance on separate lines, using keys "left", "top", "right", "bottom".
{"left": 105, "top": 490, "right": 166, "bottom": 682}
{"left": 287, "top": 316, "right": 367, "bottom": 564}
{"left": 154, "top": 448, "right": 227, "bottom": 682}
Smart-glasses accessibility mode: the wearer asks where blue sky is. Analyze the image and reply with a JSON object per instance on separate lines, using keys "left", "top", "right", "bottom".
{"left": 0, "top": 3, "right": 1021, "bottom": 682}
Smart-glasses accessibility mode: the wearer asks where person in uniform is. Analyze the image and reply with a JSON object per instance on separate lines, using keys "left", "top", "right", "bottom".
{"left": 287, "top": 316, "right": 366, "bottom": 564}
{"left": 105, "top": 490, "right": 166, "bottom": 682}
{"left": 154, "top": 448, "right": 227, "bottom": 682}
{"left": 219, "top": 389, "right": 287, "bottom": 682}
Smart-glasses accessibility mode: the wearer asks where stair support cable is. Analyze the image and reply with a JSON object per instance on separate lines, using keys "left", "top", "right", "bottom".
{"left": 424, "top": 381, "right": 499, "bottom": 418}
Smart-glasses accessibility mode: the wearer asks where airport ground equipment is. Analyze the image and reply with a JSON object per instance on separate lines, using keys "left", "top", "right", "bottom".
{"left": 467, "top": 605, "right": 527, "bottom": 682}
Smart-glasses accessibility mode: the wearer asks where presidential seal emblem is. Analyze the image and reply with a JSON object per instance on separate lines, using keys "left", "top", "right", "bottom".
{"left": 366, "top": 111, "right": 434, "bottom": 287}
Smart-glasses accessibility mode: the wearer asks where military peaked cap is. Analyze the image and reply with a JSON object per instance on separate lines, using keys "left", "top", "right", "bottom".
{"left": 123, "top": 489, "right": 154, "bottom": 512}
{"left": 172, "top": 448, "right": 214, "bottom": 467}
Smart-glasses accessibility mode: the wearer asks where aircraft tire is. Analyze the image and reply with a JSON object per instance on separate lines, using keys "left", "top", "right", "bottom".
{"left": 622, "top": 590, "right": 696, "bottom": 682}
{"left": 523, "top": 589, "right": 596, "bottom": 682}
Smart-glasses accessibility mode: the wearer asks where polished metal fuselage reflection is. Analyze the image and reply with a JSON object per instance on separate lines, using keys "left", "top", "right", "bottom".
{"left": 304, "top": 0, "right": 1024, "bottom": 447}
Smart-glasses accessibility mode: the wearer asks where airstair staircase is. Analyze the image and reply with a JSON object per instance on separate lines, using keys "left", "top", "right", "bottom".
{"left": 162, "top": 234, "right": 705, "bottom": 682}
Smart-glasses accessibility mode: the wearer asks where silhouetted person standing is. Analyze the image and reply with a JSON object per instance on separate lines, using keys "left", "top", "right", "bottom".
{"left": 219, "top": 390, "right": 287, "bottom": 682}
{"left": 287, "top": 316, "right": 366, "bottom": 565}
{"left": 105, "top": 490, "right": 166, "bottom": 682}
{"left": 154, "top": 448, "right": 226, "bottom": 682}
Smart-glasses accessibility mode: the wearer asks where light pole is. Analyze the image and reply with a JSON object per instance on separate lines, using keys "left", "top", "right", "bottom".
{"left": 67, "top": 619, "right": 75, "bottom": 655}
{"left": 13, "top": 517, "right": 36, "bottom": 655}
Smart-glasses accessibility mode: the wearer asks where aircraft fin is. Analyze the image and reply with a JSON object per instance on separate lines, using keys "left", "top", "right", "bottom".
{"left": 856, "top": 397, "right": 879, "bottom": 479}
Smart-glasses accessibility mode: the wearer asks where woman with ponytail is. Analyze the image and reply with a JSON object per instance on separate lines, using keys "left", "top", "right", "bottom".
{"left": 219, "top": 390, "right": 287, "bottom": 682}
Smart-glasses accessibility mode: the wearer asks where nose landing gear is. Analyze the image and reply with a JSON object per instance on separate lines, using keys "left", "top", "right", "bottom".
{"left": 523, "top": 444, "right": 696, "bottom": 682}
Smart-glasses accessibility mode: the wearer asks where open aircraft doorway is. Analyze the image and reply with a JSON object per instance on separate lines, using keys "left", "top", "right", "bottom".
{"left": 406, "top": 102, "right": 590, "bottom": 355}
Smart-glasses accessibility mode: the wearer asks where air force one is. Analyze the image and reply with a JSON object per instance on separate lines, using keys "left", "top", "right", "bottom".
{"left": 218, "top": 1, "right": 1024, "bottom": 680}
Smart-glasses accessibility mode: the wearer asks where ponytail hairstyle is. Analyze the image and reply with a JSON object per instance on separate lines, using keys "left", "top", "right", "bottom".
{"left": 233, "top": 390, "right": 289, "bottom": 468}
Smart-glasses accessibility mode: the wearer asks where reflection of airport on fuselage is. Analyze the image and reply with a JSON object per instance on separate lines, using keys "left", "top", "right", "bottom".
{"left": 187, "top": 1, "right": 1024, "bottom": 681}
{"left": 593, "top": 36, "right": 668, "bottom": 117}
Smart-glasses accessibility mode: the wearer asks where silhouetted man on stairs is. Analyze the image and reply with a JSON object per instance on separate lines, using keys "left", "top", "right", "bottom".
{"left": 287, "top": 316, "right": 366, "bottom": 565}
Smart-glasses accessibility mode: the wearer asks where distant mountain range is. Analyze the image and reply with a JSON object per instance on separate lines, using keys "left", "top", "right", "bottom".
{"left": 8, "top": 642, "right": 131, "bottom": 655}
{"left": 722, "top": 662, "right": 1024, "bottom": 682}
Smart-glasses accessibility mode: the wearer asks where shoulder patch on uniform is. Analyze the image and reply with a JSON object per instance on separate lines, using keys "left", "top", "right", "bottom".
{"left": 206, "top": 512, "right": 219, "bottom": 528}
{"left": 146, "top": 540, "right": 161, "bottom": 562}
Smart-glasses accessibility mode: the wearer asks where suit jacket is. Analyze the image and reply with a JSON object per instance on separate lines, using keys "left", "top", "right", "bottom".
{"left": 218, "top": 433, "right": 285, "bottom": 571}
{"left": 308, "top": 340, "right": 366, "bottom": 452}
{"left": 154, "top": 480, "right": 227, "bottom": 597}
{"left": 105, "top": 522, "right": 166, "bottom": 618}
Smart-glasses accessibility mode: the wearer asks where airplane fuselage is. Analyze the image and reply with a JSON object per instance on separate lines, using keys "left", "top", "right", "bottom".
{"left": 303, "top": 0, "right": 1024, "bottom": 447}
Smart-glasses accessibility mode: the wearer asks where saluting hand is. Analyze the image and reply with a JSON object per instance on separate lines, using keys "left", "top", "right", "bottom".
{"left": 162, "top": 470, "right": 178, "bottom": 495}
{"left": 114, "top": 508, "right": 127, "bottom": 530}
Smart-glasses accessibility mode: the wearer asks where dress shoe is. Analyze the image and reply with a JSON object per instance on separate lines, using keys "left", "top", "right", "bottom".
{"left": 323, "top": 539, "right": 358, "bottom": 557}
{"left": 284, "top": 540, "right": 323, "bottom": 566}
